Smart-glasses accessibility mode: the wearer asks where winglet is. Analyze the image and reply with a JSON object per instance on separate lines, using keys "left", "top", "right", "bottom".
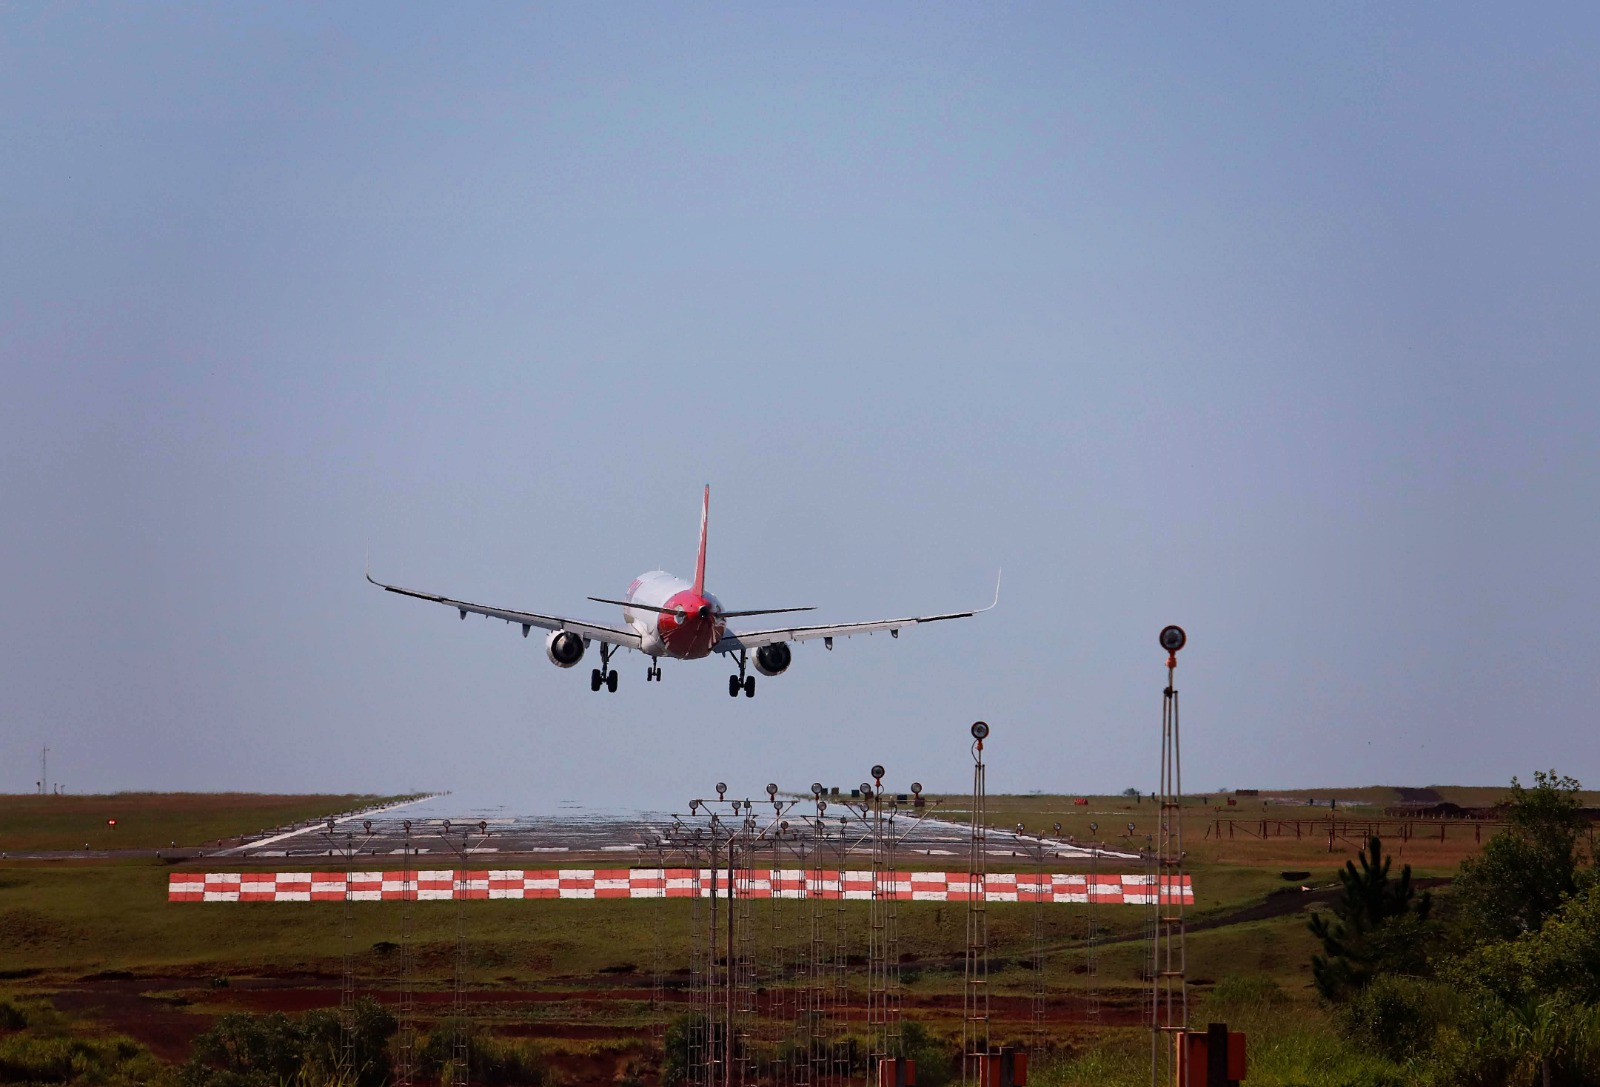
{"left": 981, "top": 568, "right": 1002, "bottom": 612}
{"left": 693, "top": 484, "right": 709, "bottom": 596}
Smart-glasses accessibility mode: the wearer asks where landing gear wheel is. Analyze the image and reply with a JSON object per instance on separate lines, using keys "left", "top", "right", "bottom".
{"left": 592, "top": 643, "right": 616, "bottom": 693}
{"left": 728, "top": 675, "right": 741, "bottom": 698}
{"left": 743, "top": 675, "right": 756, "bottom": 698}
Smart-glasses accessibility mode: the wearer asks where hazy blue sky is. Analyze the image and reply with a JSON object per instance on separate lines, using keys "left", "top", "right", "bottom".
{"left": 3, "top": 4, "right": 1597, "bottom": 811}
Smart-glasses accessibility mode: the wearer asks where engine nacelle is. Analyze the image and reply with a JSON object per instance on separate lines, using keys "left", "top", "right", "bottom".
{"left": 754, "top": 642, "right": 792, "bottom": 677}
{"left": 545, "top": 630, "right": 586, "bottom": 669}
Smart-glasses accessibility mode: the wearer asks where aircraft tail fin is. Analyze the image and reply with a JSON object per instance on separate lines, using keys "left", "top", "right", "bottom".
{"left": 693, "top": 484, "right": 709, "bottom": 596}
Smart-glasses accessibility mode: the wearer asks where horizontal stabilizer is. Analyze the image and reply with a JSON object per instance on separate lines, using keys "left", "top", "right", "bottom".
{"left": 589, "top": 596, "right": 671, "bottom": 614}
{"left": 589, "top": 597, "right": 814, "bottom": 619}
{"left": 719, "top": 606, "right": 816, "bottom": 618}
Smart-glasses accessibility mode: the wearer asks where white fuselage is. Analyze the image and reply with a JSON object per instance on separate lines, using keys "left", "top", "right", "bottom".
{"left": 624, "top": 570, "right": 726, "bottom": 659}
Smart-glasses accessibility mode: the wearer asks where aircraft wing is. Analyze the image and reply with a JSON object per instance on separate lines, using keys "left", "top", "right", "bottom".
{"left": 367, "top": 572, "right": 644, "bottom": 650}
{"left": 713, "top": 572, "right": 1000, "bottom": 653}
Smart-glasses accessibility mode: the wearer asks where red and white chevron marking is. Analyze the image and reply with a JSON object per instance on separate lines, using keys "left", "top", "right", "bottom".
{"left": 168, "top": 870, "right": 1193, "bottom": 904}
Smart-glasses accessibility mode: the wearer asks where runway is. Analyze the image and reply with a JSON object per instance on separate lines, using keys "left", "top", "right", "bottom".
{"left": 215, "top": 794, "right": 1142, "bottom": 865}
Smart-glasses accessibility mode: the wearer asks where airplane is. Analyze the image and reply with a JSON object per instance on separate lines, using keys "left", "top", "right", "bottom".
{"left": 367, "top": 486, "right": 999, "bottom": 697}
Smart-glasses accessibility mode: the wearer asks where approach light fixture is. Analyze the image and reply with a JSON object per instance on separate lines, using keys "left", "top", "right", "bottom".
{"left": 716, "top": 783, "right": 727, "bottom": 799}
{"left": 970, "top": 721, "right": 990, "bottom": 741}
{"left": 811, "top": 782, "right": 824, "bottom": 797}
{"left": 1160, "top": 625, "right": 1187, "bottom": 653}
{"left": 871, "top": 764, "right": 885, "bottom": 781}
{"left": 910, "top": 783, "right": 923, "bottom": 796}
{"left": 767, "top": 783, "right": 778, "bottom": 798}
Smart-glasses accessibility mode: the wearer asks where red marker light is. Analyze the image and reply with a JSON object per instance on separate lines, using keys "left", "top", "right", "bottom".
{"left": 107, "top": 819, "right": 116, "bottom": 827}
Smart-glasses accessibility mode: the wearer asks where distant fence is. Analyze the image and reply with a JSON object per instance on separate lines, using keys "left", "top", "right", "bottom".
{"left": 169, "top": 869, "right": 1193, "bottom": 905}
{"left": 1204, "top": 816, "right": 1517, "bottom": 849}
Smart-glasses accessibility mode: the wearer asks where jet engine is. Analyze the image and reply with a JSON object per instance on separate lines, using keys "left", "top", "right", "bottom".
{"left": 753, "top": 642, "right": 792, "bottom": 677}
{"left": 545, "top": 630, "right": 586, "bottom": 668}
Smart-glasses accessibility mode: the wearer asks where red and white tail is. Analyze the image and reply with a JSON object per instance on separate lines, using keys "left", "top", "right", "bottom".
{"left": 693, "top": 484, "right": 709, "bottom": 596}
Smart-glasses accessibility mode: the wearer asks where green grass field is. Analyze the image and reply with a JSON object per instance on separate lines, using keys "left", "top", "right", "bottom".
{"left": 0, "top": 789, "right": 1515, "bottom": 1085}
{"left": 0, "top": 793, "right": 416, "bottom": 852}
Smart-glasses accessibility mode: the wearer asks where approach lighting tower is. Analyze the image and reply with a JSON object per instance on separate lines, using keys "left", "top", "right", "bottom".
{"left": 437, "top": 820, "right": 491, "bottom": 1087}
{"left": 1152, "top": 626, "right": 1188, "bottom": 1086}
{"left": 321, "top": 818, "right": 376, "bottom": 1082}
{"left": 963, "top": 721, "right": 991, "bottom": 1084}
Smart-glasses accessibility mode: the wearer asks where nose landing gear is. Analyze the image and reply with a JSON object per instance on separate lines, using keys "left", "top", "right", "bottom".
{"left": 590, "top": 643, "right": 619, "bottom": 693}
{"left": 728, "top": 650, "right": 756, "bottom": 698}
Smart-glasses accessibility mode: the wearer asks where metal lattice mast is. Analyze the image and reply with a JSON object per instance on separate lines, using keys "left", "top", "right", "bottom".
{"left": 453, "top": 842, "right": 469, "bottom": 1087}
{"left": 963, "top": 721, "right": 992, "bottom": 1083}
{"left": 885, "top": 796, "right": 903, "bottom": 1064}
{"left": 806, "top": 796, "right": 829, "bottom": 1087}
{"left": 677, "top": 785, "right": 780, "bottom": 1087}
{"left": 1142, "top": 826, "right": 1157, "bottom": 1056}
{"left": 436, "top": 821, "right": 487, "bottom": 1087}
{"left": 707, "top": 806, "right": 725, "bottom": 1087}
{"left": 652, "top": 835, "right": 668, "bottom": 1043}
{"left": 1152, "top": 626, "right": 1189, "bottom": 1087}
{"left": 764, "top": 787, "right": 794, "bottom": 1087}
{"left": 342, "top": 832, "right": 357, "bottom": 1080}
{"left": 319, "top": 818, "right": 374, "bottom": 1084}
{"left": 735, "top": 805, "right": 757, "bottom": 1087}
{"left": 792, "top": 803, "right": 816, "bottom": 1087}
{"left": 1085, "top": 821, "right": 1102, "bottom": 1025}
{"left": 866, "top": 773, "right": 888, "bottom": 1077}
{"left": 831, "top": 813, "right": 850, "bottom": 1085}
{"left": 397, "top": 821, "right": 417, "bottom": 1087}
{"left": 684, "top": 825, "right": 708, "bottom": 1087}
{"left": 1029, "top": 825, "right": 1046, "bottom": 1047}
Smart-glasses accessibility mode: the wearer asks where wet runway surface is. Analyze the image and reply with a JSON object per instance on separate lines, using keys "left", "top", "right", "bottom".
{"left": 215, "top": 794, "right": 1140, "bottom": 864}
{"left": 4, "top": 794, "right": 1139, "bottom": 864}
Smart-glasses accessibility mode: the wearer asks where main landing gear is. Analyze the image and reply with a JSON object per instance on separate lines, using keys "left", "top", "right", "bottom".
{"left": 728, "top": 650, "right": 755, "bottom": 698}
{"left": 646, "top": 660, "right": 662, "bottom": 682}
{"left": 590, "top": 643, "right": 619, "bottom": 693}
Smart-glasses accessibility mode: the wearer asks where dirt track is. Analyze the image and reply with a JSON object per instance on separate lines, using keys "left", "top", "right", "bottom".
{"left": 51, "top": 967, "right": 1145, "bottom": 1065}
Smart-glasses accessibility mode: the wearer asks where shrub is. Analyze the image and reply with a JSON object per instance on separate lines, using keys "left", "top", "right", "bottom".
{"left": 0, "top": 1000, "right": 28, "bottom": 1031}
{"left": 182, "top": 998, "right": 393, "bottom": 1087}
{"left": 899, "top": 1020, "right": 956, "bottom": 1087}
{"left": 0, "top": 1031, "right": 165, "bottom": 1086}
{"left": 1340, "top": 975, "right": 1452, "bottom": 1062}
{"left": 416, "top": 1021, "right": 551, "bottom": 1087}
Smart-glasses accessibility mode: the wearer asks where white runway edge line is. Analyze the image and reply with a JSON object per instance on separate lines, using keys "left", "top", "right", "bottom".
{"left": 169, "top": 870, "right": 1194, "bottom": 905}
{"left": 214, "top": 795, "right": 444, "bottom": 856}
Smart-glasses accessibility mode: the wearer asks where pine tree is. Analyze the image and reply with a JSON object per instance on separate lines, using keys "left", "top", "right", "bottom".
{"left": 1309, "top": 836, "right": 1432, "bottom": 1001}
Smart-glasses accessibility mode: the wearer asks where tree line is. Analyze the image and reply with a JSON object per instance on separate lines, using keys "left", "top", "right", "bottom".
{"left": 1310, "top": 771, "right": 1600, "bottom": 1086}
